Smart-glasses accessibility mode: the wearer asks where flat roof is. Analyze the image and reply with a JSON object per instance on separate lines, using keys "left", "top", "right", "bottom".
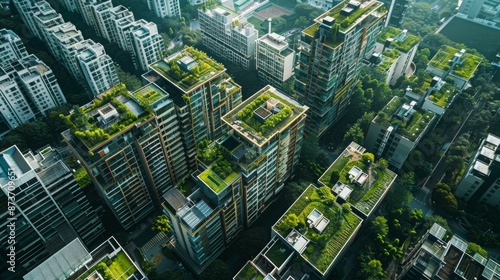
{"left": 473, "top": 160, "right": 490, "bottom": 176}
{"left": 486, "top": 133, "right": 500, "bottom": 147}
{"left": 428, "top": 45, "right": 482, "bottom": 79}
{"left": 179, "top": 200, "right": 214, "bottom": 231}
{"left": 376, "top": 26, "right": 420, "bottom": 52}
{"left": 222, "top": 85, "right": 308, "bottom": 147}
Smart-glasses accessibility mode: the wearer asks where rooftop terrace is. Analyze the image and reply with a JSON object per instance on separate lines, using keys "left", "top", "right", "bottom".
{"left": 63, "top": 84, "right": 153, "bottom": 149}
{"left": 149, "top": 46, "right": 225, "bottom": 93}
{"left": 222, "top": 85, "right": 308, "bottom": 146}
{"left": 318, "top": 142, "right": 397, "bottom": 216}
{"left": 405, "top": 73, "right": 458, "bottom": 108}
{"left": 428, "top": 45, "right": 482, "bottom": 79}
{"left": 234, "top": 262, "right": 265, "bottom": 280}
{"left": 273, "top": 185, "right": 362, "bottom": 274}
{"left": 376, "top": 26, "right": 420, "bottom": 53}
{"left": 303, "top": 0, "right": 385, "bottom": 48}
{"left": 374, "top": 96, "right": 435, "bottom": 141}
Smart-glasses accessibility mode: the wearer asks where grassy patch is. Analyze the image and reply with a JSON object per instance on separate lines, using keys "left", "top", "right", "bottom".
{"left": 319, "top": 154, "right": 353, "bottom": 186}
{"left": 265, "top": 242, "right": 293, "bottom": 267}
{"left": 199, "top": 168, "right": 227, "bottom": 193}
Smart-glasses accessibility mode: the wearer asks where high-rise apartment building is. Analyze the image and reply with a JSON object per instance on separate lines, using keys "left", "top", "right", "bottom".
{"left": 13, "top": 0, "right": 119, "bottom": 97}
{"left": 384, "top": 0, "right": 410, "bottom": 27}
{"left": 295, "top": 0, "right": 387, "bottom": 138}
{"left": 455, "top": 134, "right": 500, "bottom": 205}
{"left": 0, "top": 34, "right": 66, "bottom": 136}
{"left": 0, "top": 29, "right": 28, "bottom": 66}
{"left": 147, "top": 46, "right": 243, "bottom": 167}
{"left": 364, "top": 96, "right": 436, "bottom": 169}
{"left": 255, "top": 32, "right": 295, "bottom": 89}
{"left": 0, "top": 146, "right": 105, "bottom": 279}
{"left": 307, "top": 0, "right": 337, "bottom": 10}
{"left": 147, "top": 0, "right": 181, "bottom": 18}
{"left": 77, "top": 41, "right": 120, "bottom": 97}
{"left": 131, "top": 20, "right": 166, "bottom": 71}
{"left": 163, "top": 85, "right": 308, "bottom": 273}
{"left": 61, "top": 83, "right": 187, "bottom": 229}
{"left": 199, "top": 7, "right": 258, "bottom": 70}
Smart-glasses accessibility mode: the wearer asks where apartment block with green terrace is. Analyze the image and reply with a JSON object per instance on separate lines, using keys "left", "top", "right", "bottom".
{"left": 367, "top": 26, "right": 420, "bottom": 86}
{"left": 61, "top": 83, "right": 179, "bottom": 229}
{"left": 364, "top": 96, "right": 436, "bottom": 169}
{"left": 147, "top": 46, "right": 242, "bottom": 167}
{"left": 297, "top": 0, "right": 386, "bottom": 138}
{"left": 426, "top": 45, "right": 483, "bottom": 89}
{"left": 318, "top": 142, "right": 397, "bottom": 218}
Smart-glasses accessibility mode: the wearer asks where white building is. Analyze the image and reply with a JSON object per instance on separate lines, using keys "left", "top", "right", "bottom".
{"left": 255, "top": 32, "right": 295, "bottom": 88}
{"left": 0, "top": 29, "right": 28, "bottom": 67}
{"left": 131, "top": 20, "right": 166, "bottom": 71}
{"left": 455, "top": 134, "right": 500, "bottom": 205}
{"left": 307, "top": 0, "right": 336, "bottom": 10}
{"left": 146, "top": 0, "right": 181, "bottom": 18}
{"left": 77, "top": 41, "right": 120, "bottom": 97}
{"left": 0, "top": 68, "right": 36, "bottom": 130}
{"left": 199, "top": 7, "right": 258, "bottom": 70}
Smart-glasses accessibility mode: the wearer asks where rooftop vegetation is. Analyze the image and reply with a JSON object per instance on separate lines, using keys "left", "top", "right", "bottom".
{"left": 151, "top": 46, "right": 225, "bottom": 92}
{"left": 319, "top": 148, "right": 397, "bottom": 215}
{"left": 376, "top": 26, "right": 420, "bottom": 52}
{"left": 76, "top": 252, "right": 136, "bottom": 280}
{"left": 133, "top": 84, "right": 166, "bottom": 105}
{"left": 223, "top": 87, "right": 306, "bottom": 145}
{"left": 197, "top": 140, "right": 239, "bottom": 193}
{"left": 235, "top": 263, "right": 264, "bottom": 280}
{"left": 375, "top": 97, "right": 434, "bottom": 141}
{"left": 265, "top": 242, "right": 293, "bottom": 268}
{"left": 274, "top": 186, "right": 362, "bottom": 273}
{"left": 428, "top": 45, "right": 482, "bottom": 79}
{"left": 62, "top": 84, "right": 153, "bottom": 149}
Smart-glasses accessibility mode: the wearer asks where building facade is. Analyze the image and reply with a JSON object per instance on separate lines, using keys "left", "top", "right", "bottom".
{"left": 384, "top": 0, "right": 410, "bottom": 27}
{"left": 0, "top": 29, "right": 28, "bottom": 66}
{"left": 146, "top": 0, "right": 181, "bottom": 18}
{"left": 295, "top": 0, "right": 386, "bottom": 138}
{"left": 255, "top": 32, "right": 295, "bottom": 89}
{"left": 455, "top": 133, "right": 500, "bottom": 206}
{"left": 131, "top": 20, "right": 166, "bottom": 71}
{"left": 199, "top": 7, "right": 258, "bottom": 70}
{"left": 0, "top": 146, "right": 105, "bottom": 279}
{"left": 364, "top": 96, "right": 436, "bottom": 169}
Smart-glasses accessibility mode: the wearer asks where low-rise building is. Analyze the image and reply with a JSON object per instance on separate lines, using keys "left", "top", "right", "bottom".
{"left": 455, "top": 133, "right": 500, "bottom": 207}
{"left": 364, "top": 96, "right": 436, "bottom": 169}
{"left": 426, "top": 46, "right": 482, "bottom": 89}
{"left": 397, "top": 223, "right": 500, "bottom": 280}
{"left": 367, "top": 26, "right": 420, "bottom": 86}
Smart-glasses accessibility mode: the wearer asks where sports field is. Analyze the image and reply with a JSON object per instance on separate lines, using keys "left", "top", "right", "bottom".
{"left": 440, "top": 16, "right": 500, "bottom": 60}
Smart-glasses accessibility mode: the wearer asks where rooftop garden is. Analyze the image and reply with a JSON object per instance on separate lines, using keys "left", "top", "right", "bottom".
{"left": 62, "top": 84, "right": 153, "bottom": 149}
{"left": 234, "top": 263, "right": 264, "bottom": 280}
{"left": 428, "top": 83, "right": 456, "bottom": 107}
{"left": 76, "top": 252, "right": 137, "bottom": 280}
{"left": 376, "top": 26, "right": 420, "bottom": 52}
{"left": 133, "top": 84, "right": 166, "bottom": 105}
{"left": 428, "top": 46, "right": 482, "bottom": 79}
{"left": 197, "top": 140, "right": 239, "bottom": 193}
{"left": 319, "top": 148, "right": 397, "bottom": 215}
{"left": 265, "top": 242, "right": 293, "bottom": 268}
{"left": 273, "top": 186, "right": 362, "bottom": 274}
{"left": 374, "top": 97, "right": 434, "bottom": 141}
{"left": 223, "top": 87, "right": 306, "bottom": 145}
{"left": 151, "top": 46, "right": 225, "bottom": 92}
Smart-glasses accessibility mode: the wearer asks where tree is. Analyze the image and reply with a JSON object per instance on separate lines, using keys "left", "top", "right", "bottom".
{"left": 116, "top": 67, "right": 141, "bottom": 91}
{"left": 200, "top": 259, "right": 229, "bottom": 280}
{"left": 432, "top": 183, "right": 458, "bottom": 213}
{"left": 359, "top": 259, "right": 386, "bottom": 280}
{"left": 343, "top": 123, "right": 364, "bottom": 144}
{"left": 151, "top": 215, "right": 171, "bottom": 235}
{"left": 373, "top": 216, "right": 389, "bottom": 237}
{"left": 415, "top": 161, "right": 433, "bottom": 179}
{"left": 281, "top": 213, "right": 300, "bottom": 230}
{"left": 329, "top": 171, "right": 340, "bottom": 185}
{"left": 362, "top": 152, "right": 375, "bottom": 164}
{"left": 376, "top": 159, "right": 388, "bottom": 170}
{"left": 466, "top": 242, "right": 488, "bottom": 258}
{"left": 342, "top": 203, "right": 351, "bottom": 213}
{"left": 294, "top": 16, "right": 308, "bottom": 28}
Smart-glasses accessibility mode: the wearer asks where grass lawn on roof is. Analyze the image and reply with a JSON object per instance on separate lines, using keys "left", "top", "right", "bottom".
{"left": 428, "top": 46, "right": 482, "bottom": 79}
{"left": 274, "top": 186, "right": 362, "bottom": 273}
{"left": 235, "top": 263, "right": 264, "bottom": 280}
{"left": 199, "top": 168, "right": 227, "bottom": 193}
{"left": 76, "top": 252, "right": 136, "bottom": 280}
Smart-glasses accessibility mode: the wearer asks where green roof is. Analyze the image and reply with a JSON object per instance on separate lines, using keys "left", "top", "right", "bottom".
{"left": 318, "top": 143, "right": 397, "bottom": 215}
{"left": 63, "top": 84, "right": 153, "bottom": 149}
{"left": 265, "top": 241, "right": 293, "bottom": 268}
{"left": 376, "top": 26, "right": 420, "bottom": 52}
{"left": 428, "top": 45, "right": 482, "bottom": 79}
{"left": 132, "top": 83, "right": 168, "bottom": 105}
{"left": 374, "top": 96, "right": 435, "bottom": 141}
{"left": 223, "top": 85, "right": 308, "bottom": 146}
{"left": 273, "top": 185, "right": 362, "bottom": 274}
{"left": 406, "top": 74, "right": 458, "bottom": 108}
{"left": 76, "top": 251, "right": 137, "bottom": 280}
{"left": 302, "top": 0, "right": 385, "bottom": 48}
{"left": 198, "top": 168, "right": 238, "bottom": 193}
{"left": 150, "top": 46, "right": 225, "bottom": 93}
{"left": 234, "top": 262, "right": 264, "bottom": 280}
